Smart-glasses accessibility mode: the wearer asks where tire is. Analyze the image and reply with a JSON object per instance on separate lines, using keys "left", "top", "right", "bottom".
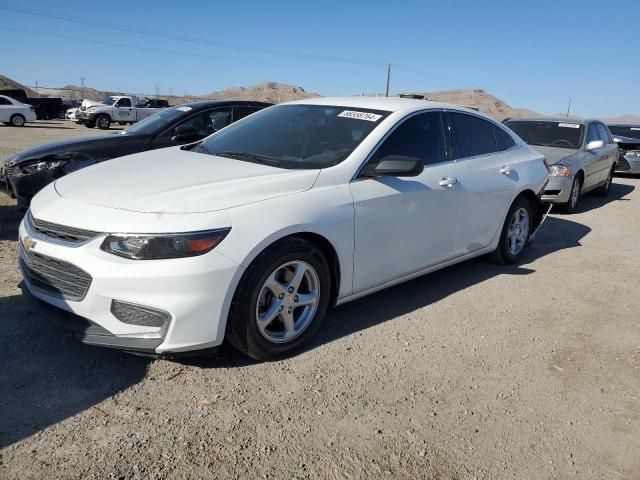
{"left": 84, "top": 121, "right": 95, "bottom": 128}
{"left": 594, "top": 167, "right": 614, "bottom": 197}
{"left": 490, "top": 196, "right": 532, "bottom": 265}
{"left": 40, "top": 109, "right": 51, "bottom": 120}
{"left": 226, "top": 237, "right": 331, "bottom": 361}
{"left": 10, "top": 114, "right": 26, "bottom": 127}
{"left": 560, "top": 175, "right": 582, "bottom": 213}
{"left": 118, "top": 121, "right": 127, "bottom": 125}
{"left": 96, "top": 114, "right": 111, "bottom": 130}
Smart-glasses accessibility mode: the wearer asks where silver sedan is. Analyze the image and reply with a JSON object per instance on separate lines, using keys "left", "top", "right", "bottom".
{"left": 504, "top": 117, "right": 618, "bottom": 212}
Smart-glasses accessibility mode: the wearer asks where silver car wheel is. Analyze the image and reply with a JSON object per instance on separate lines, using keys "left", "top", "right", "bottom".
{"left": 255, "top": 260, "right": 320, "bottom": 344}
{"left": 97, "top": 116, "right": 109, "bottom": 129}
{"left": 569, "top": 177, "right": 581, "bottom": 209}
{"left": 12, "top": 115, "right": 25, "bottom": 127}
{"left": 508, "top": 207, "right": 529, "bottom": 256}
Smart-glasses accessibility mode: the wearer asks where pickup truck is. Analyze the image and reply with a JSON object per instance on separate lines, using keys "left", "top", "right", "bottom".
{"left": 0, "top": 88, "right": 66, "bottom": 120}
{"left": 76, "top": 96, "right": 168, "bottom": 129}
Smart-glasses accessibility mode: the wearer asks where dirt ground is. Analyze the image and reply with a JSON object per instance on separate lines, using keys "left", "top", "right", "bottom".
{"left": 1, "top": 121, "right": 639, "bottom": 480}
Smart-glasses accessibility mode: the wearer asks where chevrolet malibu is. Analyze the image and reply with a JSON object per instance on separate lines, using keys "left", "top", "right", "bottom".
{"left": 19, "top": 98, "right": 549, "bottom": 360}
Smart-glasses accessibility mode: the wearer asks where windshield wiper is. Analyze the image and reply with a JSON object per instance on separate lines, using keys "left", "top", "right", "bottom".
{"left": 212, "top": 151, "right": 281, "bottom": 167}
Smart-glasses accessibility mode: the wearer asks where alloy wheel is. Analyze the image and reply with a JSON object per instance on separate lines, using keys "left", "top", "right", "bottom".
{"left": 255, "top": 260, "right": 320, "bottom": 344}
{"left": 507, "top": 207, "right": 529, "bottom": 256}
{"left": 570, "top": 178, "right": 581, "bottom": 209}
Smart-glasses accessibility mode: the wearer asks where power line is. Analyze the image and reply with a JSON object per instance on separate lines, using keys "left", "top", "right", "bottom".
{"left": 0, "top": 2, "right": 385, "bottom": 67}
{"left": 0, "top": 25, "right": 379, "bottom": 79}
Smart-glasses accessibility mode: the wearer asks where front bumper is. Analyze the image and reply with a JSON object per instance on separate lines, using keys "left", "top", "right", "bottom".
{"left": 75, "top": 111, "right": 96, "bottom": 123}
{"left": 18, "top": 216, "right": 242, "bottom": 354}
{"left": 540, "top": 175, "right": 573, "bottom": 204}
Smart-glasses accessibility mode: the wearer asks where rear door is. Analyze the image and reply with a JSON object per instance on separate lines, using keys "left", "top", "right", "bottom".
{"left": 351, "top": 110, "right": 462, "bottom": 292}
{"left": 447, "top": 112, "right": 519, "bottom": 255}
{"left": 0, "top": 96, "right": 11, "bottom": 122}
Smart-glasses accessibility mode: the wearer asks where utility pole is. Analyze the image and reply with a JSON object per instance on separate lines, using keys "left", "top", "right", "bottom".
{"left": 35, "top": 81, "right": 40, "bottom": 98}
{"left": 80, "top": 77, "right": 86, "bottom": 100}
{"left": 385, "top": 64, "right": 391, "bottom": 97}
{"left": 566, "top": 97, "right": 572, "bottom": 118}
{"left": 155, "top": 84, "right": 160, "bottom": 98}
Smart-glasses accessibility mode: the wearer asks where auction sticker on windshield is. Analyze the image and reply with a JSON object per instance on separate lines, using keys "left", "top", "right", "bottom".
{"left": 558, "top": 123, "right": 580, "bottom": 128}
{"left": 338, "top": 110, "right": 383, "bottom": 122}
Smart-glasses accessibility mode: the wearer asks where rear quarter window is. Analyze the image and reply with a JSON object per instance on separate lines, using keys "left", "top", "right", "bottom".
{"left": 494, "top": 126, "right": 516, "bottom": 151}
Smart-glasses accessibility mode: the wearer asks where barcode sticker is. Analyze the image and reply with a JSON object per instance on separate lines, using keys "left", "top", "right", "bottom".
{"left": 338, "top": 110, "right": 383, "bottom": 122}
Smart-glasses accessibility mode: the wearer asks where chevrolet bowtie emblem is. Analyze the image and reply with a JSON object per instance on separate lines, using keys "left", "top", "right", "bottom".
{"left": 22, "top": 236, "right": 37, "bottom": 250}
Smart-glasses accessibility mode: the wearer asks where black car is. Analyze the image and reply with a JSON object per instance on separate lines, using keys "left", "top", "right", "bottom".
{"left": 0, "top": 100, "right": 272, "bottom": 208}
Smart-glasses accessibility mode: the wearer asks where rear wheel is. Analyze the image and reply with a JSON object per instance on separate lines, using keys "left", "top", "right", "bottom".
{"left": 10, "top": 114, "right": 26, "bottom": 127}
{"left": 490, "top": 196, "right": 532, "bottom": 265}
{"left": 226, "top": 237, "right": 331, "bottom": 361}
{"left": 595, "top": 167, "right": 614, "bottom": 197}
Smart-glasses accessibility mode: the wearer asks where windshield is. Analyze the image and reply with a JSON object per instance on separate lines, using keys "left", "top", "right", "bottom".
{"left": 195, "top": 104, "right": 390, "bottom": 169}
{"left": 123, "top": 106, "right": 191, "bottom": 135}
{"left": 608, "top": 125, "right": 640, "bottom": 140}
{"left": 101, "top": 96, "right": 117, "bottom": 106}
{"left": 506, "top": 120, "right": 584, "bottom": 149}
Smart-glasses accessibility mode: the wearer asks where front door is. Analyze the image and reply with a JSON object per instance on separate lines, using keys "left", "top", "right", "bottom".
{"left": 351, "top": 111, "right": 462, "bottom": 293}
{"left": 114, "top": 97, "right": 133, "bottom": 122}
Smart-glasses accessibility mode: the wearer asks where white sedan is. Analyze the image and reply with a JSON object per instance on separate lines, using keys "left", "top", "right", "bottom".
{"left": 0, "top": 94, "right": 37, "bottom": 127}
{"left": 19, "top": 97, "right": 549, "bottom": 360}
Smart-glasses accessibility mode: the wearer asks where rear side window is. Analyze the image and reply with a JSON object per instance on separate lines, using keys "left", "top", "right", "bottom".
{"left": 0, "top": 97, "right": 11, "bottom": 105}
{"left": 449, "top": 112, "right": 497, "bottom": 159}
{"left": 494, "top": 126, "right": 516, "bottom": 151}
{"left": 370, "top": 111, "right": 447, "bottom": 166}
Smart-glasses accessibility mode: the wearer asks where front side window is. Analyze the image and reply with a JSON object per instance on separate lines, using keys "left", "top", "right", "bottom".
{"left": 176, "top": 108, "right": 232, "bottom": 138}
{"left": 506, "top": 120, "right": 584, "bottom": 149}
{"left": 596, "top": 123, "right": 611, "bottom": 144}
{"left": 368, "top": 111, "right": 447, "bottom": 167}
{"left": 586, "top": 123, "right": 599, "bottom": 144}
{"left": 196, "top": 105, "right": 390, "bottom": 169}
{"left": 450, "top": 112, "right": 497, "bottom": 159}
{"left": 116, "top": 98, "right": 132, "bottom": 108}
{"left": 237, "top": 105, "right": 265, "bottom": 120}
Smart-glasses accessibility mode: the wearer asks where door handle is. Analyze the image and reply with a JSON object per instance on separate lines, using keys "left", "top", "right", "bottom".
{"left": 439, "top": 176, "right": 458, "bottom": 188}
{"left": 499, "top": 166, "right": 513, "bottom": 175}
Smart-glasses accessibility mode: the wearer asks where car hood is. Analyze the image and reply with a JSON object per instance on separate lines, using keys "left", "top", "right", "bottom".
{"left": 54, "top": 147, "right": 321, "bottom": 214}
{"left": 4, "top": 133, "right": 149, "bottom": 166}
{"left": 528, "top": 145, "right": 578, "bottom": 165}
{"left": 613, "top": 135, "right": 640, "bottom": 151}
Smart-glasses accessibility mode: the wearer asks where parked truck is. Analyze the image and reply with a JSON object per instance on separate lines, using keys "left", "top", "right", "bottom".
{"left": 0, "top": 88, "right": 66, "bottom": 120}
{"left": 75, "top": 96, "right": 168, "bottom": 129}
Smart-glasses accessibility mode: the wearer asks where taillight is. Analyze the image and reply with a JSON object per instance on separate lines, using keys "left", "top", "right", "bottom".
{"left": 543, "top": 159, "right": 551, "bottom": 173}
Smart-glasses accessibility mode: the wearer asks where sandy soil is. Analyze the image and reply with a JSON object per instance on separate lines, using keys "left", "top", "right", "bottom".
{"left": 1, "top": 121, "right": 639, "bottom": 479}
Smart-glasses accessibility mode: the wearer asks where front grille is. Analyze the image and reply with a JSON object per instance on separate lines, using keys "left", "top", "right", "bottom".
{"left": 111, "top": 300, "right": 170, "bottom": 328}
{"left": 20, "top": 244, "right": 92, "bottom": 301}
{"left": 544, "top": 189, "right": 561, "bottom": 196}
{"left": 28, "top": 211, "right": 100, "bottom": 244}
{"left": 617, "top": 158, "right": 631, "bottom": 171}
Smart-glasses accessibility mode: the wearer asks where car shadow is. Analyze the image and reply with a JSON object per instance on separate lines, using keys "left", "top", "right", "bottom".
{"left": 0, "top": 293, "right": 150, "bottom": 448}
{"left": 571, "top": 181, "right": 634, "bottom": 214}
{"left": 0, "top": 203, "right": 23, "bottom": 240}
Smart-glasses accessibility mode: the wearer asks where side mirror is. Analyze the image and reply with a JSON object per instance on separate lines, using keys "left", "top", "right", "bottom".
{"left": 586, "top": 140, "right": 604, "bottom": 151}
{"left": 363, "top": 155, "right": 424, "bottom": 178}
{"left": 171, "top": 125, "right": 197, "bottom": 143}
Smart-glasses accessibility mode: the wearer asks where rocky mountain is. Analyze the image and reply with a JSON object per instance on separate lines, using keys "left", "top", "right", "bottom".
{"left": 410, "top": 88, "right": 539, "bottom": 121}
{"left": 203, "top": 81, "right": 319, "bottom": 103}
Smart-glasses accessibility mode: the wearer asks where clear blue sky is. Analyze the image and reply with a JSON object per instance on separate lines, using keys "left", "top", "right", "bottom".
{"left": 1, "top": 0, "right": 638, "bottom": 118}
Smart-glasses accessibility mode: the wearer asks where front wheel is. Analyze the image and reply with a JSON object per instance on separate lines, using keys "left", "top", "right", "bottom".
{"left": 226, "top": 237, "right": 331, "bottom": 361}
{"left": 84, "top": 121, "right": 95, "bottom": 128}
{"left": 96, "top": 114, "right": 111, "bottom": 130}
{"left": 561, "top": 175, "right": 582, "bottom": 213}
{"left": 490, "top": 196, "right": 532, "bottom": 265}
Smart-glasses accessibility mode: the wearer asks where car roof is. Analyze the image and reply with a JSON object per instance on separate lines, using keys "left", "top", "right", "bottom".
{"left": 173, "top": 99, "right": 273, "bottom": 111}
{"left": 607, "top": 123, "right": 640, "bottom": 127}
{"left": 282, "top": 96, "right": 488, "bottom": 117}
{"left": 506, "top": 116, "right": 604, "bottom": 125}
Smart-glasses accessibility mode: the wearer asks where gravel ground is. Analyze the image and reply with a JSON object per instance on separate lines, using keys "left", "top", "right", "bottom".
{"left": 1, "top": 121, "right": 639, "bottom": 479}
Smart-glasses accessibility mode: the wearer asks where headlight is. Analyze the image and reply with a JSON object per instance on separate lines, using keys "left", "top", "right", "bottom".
{"left": 100, "top": 229, "right": 230, "bottom": 260}
{"left": 624, "top": 151, "right": 640, "bottom": 159}
{"left": 549, "top": 165, "right": 571, "bottom": 177}
{"left": 3, "top": 154, "right": 20, "bottom": 168}
{"left": 19, "top": 160, "right": 65, "bottom": 174}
